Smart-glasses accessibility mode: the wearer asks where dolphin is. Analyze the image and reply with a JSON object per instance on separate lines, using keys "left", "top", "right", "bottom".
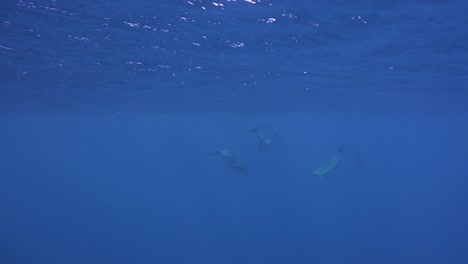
{"left": 211, "top": 150, "right": 248, "bottom": 174}
{"left": 210, "top": 150, "right": 239, "bottom": 163}
{"left": 313, "top": 145, "right": 345, "bottom": 177}
{"left": 226, "top": 162, "right": 248, "bottom": 175}
{"left": 354, "top": 151, "right": 364, "bottom": 171}
{"left": 249, "top": 124, "right": 281, "bottom": 152}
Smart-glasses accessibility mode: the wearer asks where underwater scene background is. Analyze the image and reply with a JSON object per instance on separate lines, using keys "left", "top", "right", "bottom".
{"left": 1, "top": 0, "right": 467, "bottom": 263}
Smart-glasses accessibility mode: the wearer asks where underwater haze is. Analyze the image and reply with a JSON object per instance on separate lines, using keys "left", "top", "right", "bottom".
{"left": 1, "top": 0, "right": 468, "bottom": 263}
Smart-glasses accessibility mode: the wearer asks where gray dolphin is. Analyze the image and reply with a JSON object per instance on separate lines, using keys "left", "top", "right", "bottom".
{"left": 226, "top": 162, "right": 248, "bottom": 175}
{"left": 210, "top": 150, "right": 248, "bottom": 174}
{"left": 313, "top": 145, "right": 345, "bottom": 177}
{"left": 210, "top": 150, "right": 239, "bottom": 163}
{"left": 249, "top": 124, "right": 281, "bottom": 152}
{"left": 354, "top": 151, "right": 364, "bottom": 171}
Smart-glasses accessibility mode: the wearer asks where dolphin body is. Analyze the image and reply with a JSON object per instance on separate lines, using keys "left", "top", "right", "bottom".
{"left": 313, "top": 145, "right": 345, "bottom": 177}
{"left": 210, "top": 150, "right": 238, "bottom": 163}
{"left": 354, "top": 151, "right": 364, "bottom": 171}
{"left": 226, "top": 162, "right": 248, "bottom": 175}
{"left": 211, "top": 150, "right": 248, "bottom": 174}
{"left": 249, "top": 125, "right": 281, "bottom": 152}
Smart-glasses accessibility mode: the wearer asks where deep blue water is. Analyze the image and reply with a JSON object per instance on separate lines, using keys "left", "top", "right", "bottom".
{"left": 1, "top": 0, "right": 468, "bottom": 263}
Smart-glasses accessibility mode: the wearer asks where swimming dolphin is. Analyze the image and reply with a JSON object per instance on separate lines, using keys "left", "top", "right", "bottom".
{"left": 226, "top": 162, "right": 248, "bottom": 175}
{"left": 210, "top": 150, "right": 239, "bottom": 163}
{"left": 211, "top": 150, "right": 248, "bottom": 174}
{"left": 249, "top": 124, "right": 281, "bottom": 152}
{"left": 354, "top": 151, "right": 364, "bottom": 171}
{"left": 313, "top": 145, "right": 345, "bottom": 177}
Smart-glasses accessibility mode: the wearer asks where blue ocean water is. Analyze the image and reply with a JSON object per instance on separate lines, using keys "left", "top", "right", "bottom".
{"left": 1, "top": 0, "right": 467, "bottom": 263}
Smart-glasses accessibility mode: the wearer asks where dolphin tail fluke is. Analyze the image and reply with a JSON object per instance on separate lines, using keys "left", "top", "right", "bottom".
{"left": 338, "top": 144, "right": 345, "bottom": 153}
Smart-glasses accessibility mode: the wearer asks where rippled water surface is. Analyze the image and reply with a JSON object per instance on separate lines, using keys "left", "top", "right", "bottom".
{"left": 1, "top": 0, "right": 467, "bottom": 113}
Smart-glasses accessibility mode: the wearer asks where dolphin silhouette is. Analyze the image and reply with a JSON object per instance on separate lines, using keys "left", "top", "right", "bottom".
{"left": 313, "top": 145, "right": 345, "bottom": 177}
{"left": 354, "top": 151, "right": 364, "bottom": 171}
{"left": 210, "top": 150, "right": 239, "bottom": 163}
{"left": 226, "top": 162, "right": 248, "bottom": 175}
{"left": 249, "top": 124, "right": 281, "bottom": 152}
{"left": 211, "top": 150, "right": 248, "bottom": 174}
